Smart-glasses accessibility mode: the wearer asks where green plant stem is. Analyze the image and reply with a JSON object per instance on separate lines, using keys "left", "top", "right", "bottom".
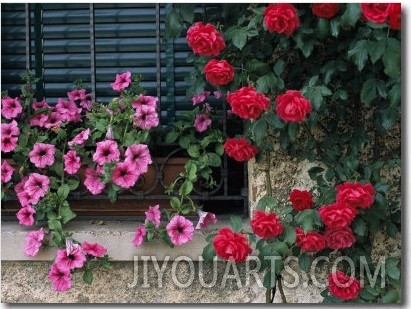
{"left": 265, "top": 288, "right": 272, "bottom": 303}
{"left": 277, "top": 275, "right": 287, "bottom": 303}
{"left": 265, "top": 151, "right": 272, "bottom": 197}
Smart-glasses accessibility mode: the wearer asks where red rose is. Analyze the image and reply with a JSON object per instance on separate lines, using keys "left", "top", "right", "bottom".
{"left": 289, "top": 189, "right": 314, "bottom": 211}
{"left": 250, "top": 210, "right": 283, "bottom": 239}
{"left": 295, "top": 227, "right": 326, "bottom": 252}
{"left": 186, "top": 22, "right": 225, "bottom": 57}
{"left": 336, "top": 182, "right": 377, "bottom": 209}
{"left": 213, "top": 228, "right": 252, "bottom": 262}
{"left": 311, "top": 3, "right": 339, "bottom": 19}
{"left": 361, "top": 3, "right": 391, "bottom": 24}
{"left": 387, "top": 4, "right": 401, "bottom": 30}
{"left": 324, "top": 226, "right": 356, "bottom": 249}
{"left": 263, "top": 3, "right": 300, "bottom": 36}
{"left": 275, "top": 90, "right": 312, "bottom": 122}
{"left": 318, "top": 202, "right": 358, "bottom": 229}
{"left": 328, "top": 271, "right": 362, "bottom": 300}
{"left": 204, "top": 59, "right": 235, "bottom": 86}
{"left": 223, "top": 137, "right": 259, "bottom": 162}
{"left": 227, "top": 86, "right": 270, "bottom": 120}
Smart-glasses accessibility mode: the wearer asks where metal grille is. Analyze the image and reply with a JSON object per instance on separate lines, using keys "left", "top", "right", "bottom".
{"left": 1, "top": 3, "right": 248, "bottom": 218}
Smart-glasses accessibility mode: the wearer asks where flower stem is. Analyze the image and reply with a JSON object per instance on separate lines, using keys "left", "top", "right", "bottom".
{"left": 278, "top": 275, "right": 287, "bottom": 303}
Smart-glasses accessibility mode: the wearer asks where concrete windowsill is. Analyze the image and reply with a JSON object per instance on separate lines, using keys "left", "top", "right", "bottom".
{"left": 1, "top": 219, "right": 247, "bottom": 261}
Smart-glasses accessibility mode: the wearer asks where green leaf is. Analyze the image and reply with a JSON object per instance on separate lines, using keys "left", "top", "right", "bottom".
{"left": 187, "top": 144, "right": 200, "bottom": 158}
{"left": 299, "top": 252, "right": 311, "bottom": 272}
{"left": 348, "top": 40, "right": 369, "bottom": 71}
{"left": 202, "top": 242, "right": 216, "bottom": 263}
{"left": 341, "top": 3, "right": 361, "bottom": 27}
{"left": 186, "top": 162, "right": 197, "bottom": 182}
{"left": 252, "top": 118, "right": 268, "bottom": 145}
{"left": 170, "top": 196, "right": 181, "bottom": 209}
{"left": 164, "top": 130, "right": 179, "bottom": 144}
{"left": 215, "top": 143, "right": 224, "bottom": 156}
{"left": 382, "top": 290, "right": 400, "bottom": 304}
{"left": 382, "top": 38, "right": 401, "bottom": 78}
{"left": 178, "top": 135, "right": 191, "bottom": 149}
{"left": 386, "top": 257, "right": 400, "bottom": 280}
{"left": 108, "top": 185, "right": 117, "bottom": 203}
{"left": 316, "top": 18, "right": 330, "bottom": 39}
{"left": 60, "top": 205, "right": 77, "bottom": 224}
{"left": 256, "top": 72, "right": 277, "bottom": 93}
{"left": 83, "top": 269, "right": 94, "bottom": 285}
{"left": 256, "top": 196, "right": 278, "bottom": 211}
{"left": 273, "top": 59, "right": 285, "bottom": 76}
{"left": 177, "top": 4, "right": 195, "bottom": 23}
{"left": 330, "top": 18, "right": 341, "bottom": 37}
{"left": 230, "top": 215, "right": 243, "bottom": 232}
{"left": 179, "top": 180, "right": 193, "bottom": 196}
{"left": 369, "top": 39, "right": 386, "bottom": 64}
{"left": 48, "top": 218, "right": 62, "bottom": 232}
{"left": 247, "top": 59, "right": 271, "bottom": 76}
{"left": 381, "top": 107, "right": 399, "bottom": 131}
{"left": 165, "top": 9, "right": 183, "bottom": 39}
{"left": 231, "top": 28, "right": 248, "bottom": 50}
{"left": 288, "top": 122, "right": 298, "bottom": 142}
{"left": 66, "top": 179, "right": 80, "bottom": 191}
{"left": 206, "top": 152, "right": 222, "bottom": 167}
{"left": 266, "top": 113, "right": 285, "bottom": 129}
{"left": 303, "top": 86, "right": 324, "bottom": 110}
{"left": 57, "top": 184, "right": 70, "bottom": 199}
{"left": 263, "top": 270, "right": 277, "bottom": 289}
{"left": 388, "top": 84, "right": 401, "bottom": 108}
{"left": 352, "top": 217, "right": 367, "bottom": 236}
{"left": 282, "top": 225, "right": 296, "bottom": 245}
{"left": 361, "top": 78, "right": 378, "bottom": 104}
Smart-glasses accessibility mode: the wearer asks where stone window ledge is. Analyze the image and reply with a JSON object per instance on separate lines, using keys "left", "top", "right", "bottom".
{"left": 1, "top": 219, "right": 247, "bottom": 261}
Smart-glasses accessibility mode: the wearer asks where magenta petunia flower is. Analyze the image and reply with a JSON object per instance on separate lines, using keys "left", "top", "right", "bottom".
{"left": 132, "top": 94, "right": 158, "bottom": 110}
{"left": 16, "top": 205, "right": 36, "bottom": 226}
{"left": 133, "top": 105, "right": 159, "bottom": 130}
{"left": 17, "top": 190, "right": 38, "bottom": 207}
{"left": 68, "top": 128, "right": 90, "bottom": 147}
{"left": 24, "top": 228, "right": 45, "bottom": 257}
{"left": 124, "top": 144, "right": 152, "bottom": 174}
{"left": 1, "top": 135, "right": 18, "bottom": 153}
{"left": 23, "top": 173, "right": 50, "bottom": 201}
{"left": 166, "top": 215, "right": 194, "bottom": 246}
{"left": 67, "top": 89, "right": 92, "bottom": 111}
{"left": 54, "top": 246, "right": 86, "bottom": 271}
{"left": 1, "top": 160, "right": 15, "bottom": 183}
{"left": 1, "top": 96, "right": 23, "bottom": 119}
{"left": 195, "top": 210, "right": 217, "bottom": 229}
{"left": 48, "top": 263, "right": 72, "bottom": 292}
{"left": 111, "top": 71, "right": 132, "bottom": 92}
{"left": 29, "top": 142, "right": 56, "bottom": 168}
{"left": 32, "top": 99, "right": 48, "bottom": 110}
{"left": 111, "top": 161, "right": 140, "bottom": 189}
{"left": 84, "top": 167, "right": 105, "bottom": 195}
{"left": 14, "top": 176, "right": 28, "bottom": 195}
{"left": 93, "top": 140, "right": 120, "bottom": 165}
{"left": 213, "top": 91, "right": 222, "bottom": 99}
{"left": 132, "top": 226, "right": 147, "bottom": 247}
{"left": 43, "top": 111, "right": 63, "bottom": 129}
{"left": 145, "top": 204, "right": 161, "bottom": 228}
{"left": 192, "top": 91, "right": 210, "bottom": 105}
{"left": 81, "top": 241, "right": 107, "bottom": 257}
{"left": 193, "top": 114, "right": 212, "bottom": 133}
{"left": 63, "top": 150, "right": 81, "bottom": 175}
{"left": 1, "top": 120, "right": 20, "bottom": 137}
{"left": 55, "top": 98, "right": 82, "bottom": 122}
{"left": 29, "top": 113, "right": 49, "bottom": 128}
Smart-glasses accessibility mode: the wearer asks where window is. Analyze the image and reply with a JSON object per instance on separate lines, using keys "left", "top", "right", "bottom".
{"left": 1, "top": 3, "right": 248, "bottom": 218}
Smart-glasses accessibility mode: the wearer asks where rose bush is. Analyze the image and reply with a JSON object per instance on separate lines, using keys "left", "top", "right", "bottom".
{"left": 166, "top": 2, "right": 401, "bottom": 303}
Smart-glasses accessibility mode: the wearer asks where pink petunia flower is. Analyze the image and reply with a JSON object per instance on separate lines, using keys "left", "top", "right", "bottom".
{"left": 48, "top": 263, "right": 72, "bottom": 292}
{"left": 24, "top": 228, "right": 45, "bottom": 257}
{"left": 1, "top": 97, "right": 23, "bottom": 119}
{"left": 23, "top": 173, "right": 50, "bottom": 201}
{"left": 67, "top": 89, "right": 92, "bottom": 111}
{"left": 195, "top": 210, "right": 217, "bottom": 229}
{"left": 54, "top": 246, "right": 86, "bottom": 271}
{"left": 1, "top": 160, "right": 15, "bottom": 183}
{"left": 124, "top": 144, "right": 152, "bottom": 174}
{"left": 84, "top": 167, "right": 106, "bottom": 195}
{"left": 132, "top": 94, "right": 158, "bottom": 110}
{"left": 1, "top": 135, "right": 18, "bottom": 153}
{"left": 93, "top": 140, "right": 120, "bottom": 165}
{"left": 32, "top": 99, "right": 48, "bottom": 110}
{"left": 68, "top": 128, "right": 90, "bottom": 147}
{"left": 43, "top": 111, "right": 63, "bottom": 129}
{"left": 29, "top": 142, "right": 56, "bottom": 168}
{"left": 111, "top": 71, "right": 132, "bottom": 92}
{"left": 16, "top": 205, "right": 36, "bottom": 226}
{"left": 213, "top": 91, "right": 222, "bottom": 99}
{"left": 14, "top": 176, "right": 28, "bottom": 194}
{"left": 63, "top": 150, "right": 81, "bottom": 174}
{"left": 145, "top": 204, "right": 161, "bottom": 228}
{"left": 17, "top": 190, "right": 38, "bottom": 207}
{"left": 111, "top": 161, "right": 140, "bottom": 189}
{"left": 105, "top": 125, "right": 115, "bottom": 140}
{"left": 133, "top": 105, "right": 159, "bottom": 130}
{"left": 29, "top": 113, "right": 49, "bottom": 128}
{"left": 81, "top": 241, "right": 107, "bottom": 257}
{"left": 132, "top": 226, "right": 147, "bottom": 247}
{"left": 192, "top": 91, "right": 210, "bottom": 105}
{"left": 1, "top": 120, "right": 20, "bottom": 137}
{"left": 193, "top": 114, "right": 212, "bottom": 133}
{"left": 55, "top": 98, "right": 82, "bottom": 122}
{"left": 166, "top": 215, "right": 194, "bottom": 246}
